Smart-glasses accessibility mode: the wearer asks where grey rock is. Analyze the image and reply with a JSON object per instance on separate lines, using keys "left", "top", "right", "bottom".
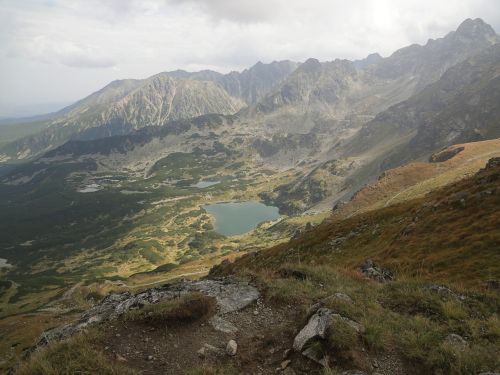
{"left": 301, "top": 345, "right": 329, "bottom": 367}
{"left": 186, "top": 279, "right": 259, "bottom": 314}
{"left": 427, "top": 284, "right": 466, "bottom": 300}
{"left": 281, "top": 359, "right": 291, "bottom": 369}
{"left": 333, "top": 292, "right": 354, "bottom": 303}
{"left": 282, "top": 368, "right": 297, "bottom": 375}
{"left": 294, "top": 308, "right": 363, "bottom": 351}
{"left": 294, "top": 308, "right": 363, "bottom": 367}
{"left": 342, "top": 371, "right": 369, "bottom": 375}
{"left": 361, "top": 260, "right": 394, "bottom": 282}
{"left": 35, "top": 278, "right": 258, "bottom": 349}
{"left": 198, "top": 343, "right": 225, "bottom": 357}
{"left": 209, "top": 315, "right": 238, "bottom": 333}
{"left": 293, "top": 308, "right": 333, "bottom": 351}
{"left": 226, "top": 339, "right": 238, "bottom": 356}
{"left": 445, "top": 334, "right": 467, "bottom": 347}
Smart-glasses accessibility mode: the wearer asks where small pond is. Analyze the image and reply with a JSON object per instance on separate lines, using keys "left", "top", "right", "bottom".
{"left": 203, "top": 201, "right": 280, "bottom": 236}
{"left": 192, "top": 180, "right": 220, "bottom": 188}
{"left": 77, "top": 183, "right": 102, "bottom": 193}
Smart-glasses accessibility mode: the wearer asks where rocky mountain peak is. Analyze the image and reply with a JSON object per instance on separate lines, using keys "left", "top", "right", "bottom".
{"left": 299, "top": 58, "right": 322, "bottom": 73}
{"left": 455, "top": 17, "right": 497, "bottom": 39}
{"left": 353, "top": 52, "right": 383, "bottom": 69}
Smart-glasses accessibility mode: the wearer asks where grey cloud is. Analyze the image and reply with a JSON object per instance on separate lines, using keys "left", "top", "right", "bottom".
{"left": 167, "top": 0, "right": 282, "bottom": 23}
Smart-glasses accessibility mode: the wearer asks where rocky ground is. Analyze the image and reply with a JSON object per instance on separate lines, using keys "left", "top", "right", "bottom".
{"left": 25, "top": 276, "right": 424, "bottom": 375}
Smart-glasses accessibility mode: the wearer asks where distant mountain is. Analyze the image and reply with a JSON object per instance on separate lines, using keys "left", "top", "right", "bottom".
{"left": 0, "top": 61, "right": 298, "bottom": 162}
{"left": 168, "top": 60, "right": 299, "bottom": 105}
{"left": 370, "top": 18, "right": 498, "bottom": 89}
{"left": 247, "top": 18, "right": 499, "bottom": 133}
{"left": 343, "top": 42, "right": 500, "bottom": 171}
{"left": 0, "top": 75, "right": 243, "bottom": 161}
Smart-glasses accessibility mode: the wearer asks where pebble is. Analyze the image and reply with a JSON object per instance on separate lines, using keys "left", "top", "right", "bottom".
{"left": 226, "top": 339, "right": 238, "bottom": 356}
{"left": 281, "top": 360, "right": 291, "bottom": 369}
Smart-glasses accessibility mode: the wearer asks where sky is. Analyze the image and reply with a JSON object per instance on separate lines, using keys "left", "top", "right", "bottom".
{"left": 0, "top": 0, "right": 499, "bottom": 118}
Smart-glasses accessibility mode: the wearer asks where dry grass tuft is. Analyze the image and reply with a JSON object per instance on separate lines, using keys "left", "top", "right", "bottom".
{"left": 124, "top": 292, "right": 216, "bottom": 324}
{"left": 16, "top": 330, "right": 138, "bottom": 375}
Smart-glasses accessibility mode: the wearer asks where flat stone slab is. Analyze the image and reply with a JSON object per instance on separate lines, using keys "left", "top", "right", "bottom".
{"left": 209, "top": 315, "right": 239, "bottom": 333}
{"left": 36, "top": 278, "right": 258, "bottom": 349}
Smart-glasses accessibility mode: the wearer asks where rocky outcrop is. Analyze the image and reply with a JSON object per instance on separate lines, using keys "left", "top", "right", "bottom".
{"left": 293, "top": 308, "right": 333, "bottom": 352}
{"left": 36, "top": 278, "right": 258, "bottom": 349}
{"left": 361, "top": 260, "right": 394, "bottom": 282}
{"left": 293, "top": 307, "right": 363, "bottom": 367}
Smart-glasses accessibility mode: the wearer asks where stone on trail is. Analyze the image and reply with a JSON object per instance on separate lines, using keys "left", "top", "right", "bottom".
{"left": 226, "top": 339, "right": 238, "bottom": 356}
{"left": 293, "top": 307, "right": 363, "bottom": 367}
{"left": 209, "top": 315, "right": 238, "bottom": 333}
{"left": 293, "top": 308, "right": 333, "bottom": 351}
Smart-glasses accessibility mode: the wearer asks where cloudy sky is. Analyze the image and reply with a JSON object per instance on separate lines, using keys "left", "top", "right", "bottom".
{"left": 0, "top": 0, "right": 499, "bottom": 117}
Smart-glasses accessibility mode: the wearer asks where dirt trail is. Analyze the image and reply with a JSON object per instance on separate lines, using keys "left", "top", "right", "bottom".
{"left": 129, "top": 271, "right": 208, "bottom": 289}
{"left": 100, "top": 298, "right": 318, "bottom": 375}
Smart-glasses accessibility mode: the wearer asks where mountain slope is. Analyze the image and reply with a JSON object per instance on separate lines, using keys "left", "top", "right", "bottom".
{"left": 218, "top": 156, "right": 500, "bottom": 287}
{"left": 342, "top": 42, "right": 500, "bottom": 179}
{"left": 0, "top": 60, "right": 300, "bottom": 163}
{"left": 332, "top": 138, "right": 500, "bottom": 220}
{"left": 0, "top": 75, "right": 244, "bottom": 161}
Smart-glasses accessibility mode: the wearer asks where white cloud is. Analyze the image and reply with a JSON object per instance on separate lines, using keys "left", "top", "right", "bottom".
{"left": 8, "top": 35, "right": 116, "bottom": 68}
{"left": 0, "top": 0, "right": 499, "bottom": 112}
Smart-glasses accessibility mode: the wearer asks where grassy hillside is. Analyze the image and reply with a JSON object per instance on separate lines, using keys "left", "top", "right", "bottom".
{"left": 208, "top": 158, "right": 500, "bottom": 374}
{"left": 333, "top": 138, "right": 500, "bottom": 220}
{"left": 7, "top": 160, "right": 500, "bottom": 375}
{"left": 219, "top": 157, "right": 500, "bottom": 287}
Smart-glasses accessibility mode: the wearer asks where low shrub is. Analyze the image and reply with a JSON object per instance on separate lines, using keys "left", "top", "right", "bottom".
{"left": 124, "top": 292, "right": 216, "bottom": 324}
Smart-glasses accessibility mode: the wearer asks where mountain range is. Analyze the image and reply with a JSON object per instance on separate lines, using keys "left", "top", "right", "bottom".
{"left": 2, "top": 17, "right": 500, "bottom": 375}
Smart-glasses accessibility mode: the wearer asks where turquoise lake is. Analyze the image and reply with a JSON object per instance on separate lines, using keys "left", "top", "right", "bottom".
{"left": 203, "top": 201, "right": 280, "bottom": 236}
